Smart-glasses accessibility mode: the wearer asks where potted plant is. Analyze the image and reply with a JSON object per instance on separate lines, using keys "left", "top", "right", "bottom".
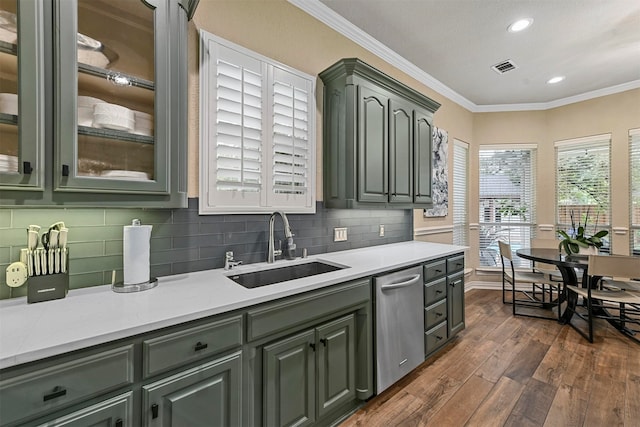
{"left": 557, "top": 209, "right": 608, "bottom": 255}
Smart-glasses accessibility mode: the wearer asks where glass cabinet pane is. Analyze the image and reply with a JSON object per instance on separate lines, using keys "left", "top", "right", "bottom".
{"left": 75, "top": 0, "right": 155, "bottom": 181}
{"left": 0, "top": 0, "right": 18, "bottom": 174}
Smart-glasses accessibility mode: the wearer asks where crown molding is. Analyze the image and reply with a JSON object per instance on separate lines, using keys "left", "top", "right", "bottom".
{"left": 289, "top": 0, "right": 640, "bottom": 113}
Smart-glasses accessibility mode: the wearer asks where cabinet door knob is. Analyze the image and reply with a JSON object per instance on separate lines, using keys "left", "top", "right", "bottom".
{"left": 151, "top": 403, "right": 159, "bottom": 419}
{"left": 320, "top": 338, "right": 327, "bottom": 346}
{"left": 309, "top": 342, "right": 316, "bottom": 351}
{"left": 23, "top": 161, "right": 33, "bottom": 174}
{"left": 43, "top": 385, "right": 67, "bottom": 402}
{"left": 194, "top": 341, "right": 208, "bottom": 352}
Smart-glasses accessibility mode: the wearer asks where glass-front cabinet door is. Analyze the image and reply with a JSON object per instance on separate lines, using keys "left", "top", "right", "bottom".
{"left": 55, "top": 0, "right": 170, "bottom": 194}
{"left": 0, "top": 0, "right": 44, "bottom": 189}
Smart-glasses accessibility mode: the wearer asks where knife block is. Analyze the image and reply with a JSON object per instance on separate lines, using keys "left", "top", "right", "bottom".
{"left": 27, "top": 272, "right": 69, "bottom": 304}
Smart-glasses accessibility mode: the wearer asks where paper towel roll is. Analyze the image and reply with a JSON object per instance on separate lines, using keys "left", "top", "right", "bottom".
{"left": 123, "top": 221, "right": 152, "bottom": 285}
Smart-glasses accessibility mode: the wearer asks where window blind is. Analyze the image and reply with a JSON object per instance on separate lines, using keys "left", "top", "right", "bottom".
{"left": 555, "top": 135, "right": 610, "bottom": 239}
{"left": 479, "top": 146, "right": 537, "bottom": 267}
{"left": 630, "top": 129, "right": 640, "bottom": 254}
{"left": 215, "top": 59, "right": 263, "bottom": 192}
{"left": 452, "top": 140, "right": 468, "bottom": 246}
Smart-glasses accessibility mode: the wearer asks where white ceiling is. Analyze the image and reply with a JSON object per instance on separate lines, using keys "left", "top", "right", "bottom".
{"left": 291, "top": 0, "right": 640, "bottom": 112}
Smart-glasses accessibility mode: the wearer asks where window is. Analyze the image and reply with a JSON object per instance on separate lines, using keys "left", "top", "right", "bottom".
{"left": 631, "top": 129, "right": 640, "bottom": 255}
{"left": 452, "top": 140, "right": 468, "bottom": 246}
{"left": 199, "top": 31, "right": 315, "bottom": 214}
{"left": 479, "top": 146, "right": 537, "bottom": 267}
{"left": 555, "top": 134, "right": 611, "bottom": 251}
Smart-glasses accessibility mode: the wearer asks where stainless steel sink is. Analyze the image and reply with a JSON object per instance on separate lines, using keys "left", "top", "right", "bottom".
{"left": 227, "top": 261, "right": 346, "bottom": 288}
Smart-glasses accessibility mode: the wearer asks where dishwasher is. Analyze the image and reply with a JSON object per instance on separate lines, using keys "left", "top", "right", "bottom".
{"left": 374, "top": 265, "right": 424, "bottom": 393}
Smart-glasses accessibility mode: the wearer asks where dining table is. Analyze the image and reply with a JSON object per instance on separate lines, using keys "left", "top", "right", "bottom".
{"left": 515, "top": 248, "right": 638, "bottom": 340}
{"left": 515, "top": 248, "right": 591, "bottom": 323}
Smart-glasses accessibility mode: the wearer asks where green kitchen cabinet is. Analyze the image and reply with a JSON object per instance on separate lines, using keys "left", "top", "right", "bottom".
{"left": 0, "top": 0, "right": 196, "bottom": 207}
{"left": 142, "top": 351, "right": 242, "bottom": 427}
{"left": 264, "top": 329, "right": 316, "bottom": 427}
{"left": 423, "top": 253, "right": 465, "bottom": 357}
{"left": 319, "top": 58, "right": 440, "bottom": 209}
{"left": 263, "top": 314, "right": 356, "bottom": 427}
{"left": 447, "top": 256, "right": 466, "bottom": 337}
{"left": 0, "top": 0, "right": 45, "bottom": 191}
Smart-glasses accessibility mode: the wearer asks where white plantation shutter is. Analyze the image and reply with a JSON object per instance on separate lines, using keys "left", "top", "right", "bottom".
{"left": 630, "top": 129, "right": 640, "bottom": 254}
{"left": 270, "top": 67, "right": 313, "bottom": 207}
{"left": 199, "top": 31, "right": 315, "bottom": 213}
{"left": 215, "top": 58, "right": 263, "bottom": 192}
{"left": 272, "top": 81, "right": 308, "bottom": 194}
{"left": 452, "top": 140, "right": 468, "bottom": 246}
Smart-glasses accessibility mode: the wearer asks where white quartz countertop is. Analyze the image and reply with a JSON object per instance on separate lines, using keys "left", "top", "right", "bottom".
{"left": 0, "top": 241, "right": 465, "bottom": 370}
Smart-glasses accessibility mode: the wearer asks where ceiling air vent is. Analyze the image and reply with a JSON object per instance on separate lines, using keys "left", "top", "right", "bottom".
{"left": 491, "top": 60, "right": 517, "bottom": 74}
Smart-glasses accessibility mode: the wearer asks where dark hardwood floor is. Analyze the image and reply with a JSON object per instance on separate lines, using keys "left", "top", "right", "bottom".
{"left": 342, "top": 289, "right": 640, "bottom": 427}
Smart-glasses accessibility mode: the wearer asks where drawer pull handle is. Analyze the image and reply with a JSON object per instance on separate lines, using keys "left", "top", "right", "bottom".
{"left": 435, "top": 269, "right": 442, "bottom": 273}
{"left": 151, "top": 403, "right": 159, "bottom": 419}
{"left": 436, "top": 290, "right": 443, "bottom": 294}
{"left": 43, "top": 386, "right": 67, "bottom": 402}
{"left": 115, "top": 419, "right": 123, "bottom": 427}
{"left": 194, "top": 342, "right": 208, "bottom": 352}
{"left": 436, "top": 312, "right": 443, "bottom": 317}
{"left": 436, "top": 335, "right": 443, "bottom": 340}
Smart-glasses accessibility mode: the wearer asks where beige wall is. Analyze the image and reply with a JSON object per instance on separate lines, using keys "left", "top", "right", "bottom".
{"left": 188, "top": 1, "right": 640, "bottom": 273}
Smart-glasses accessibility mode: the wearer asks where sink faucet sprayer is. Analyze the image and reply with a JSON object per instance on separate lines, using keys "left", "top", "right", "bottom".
{"left": 268, "top": 211, "right": 296, "bottom": 263}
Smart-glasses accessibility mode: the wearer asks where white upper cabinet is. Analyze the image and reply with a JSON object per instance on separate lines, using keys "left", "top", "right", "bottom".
{"left": 199, "top": 31, "right": 316, "bottom": 214}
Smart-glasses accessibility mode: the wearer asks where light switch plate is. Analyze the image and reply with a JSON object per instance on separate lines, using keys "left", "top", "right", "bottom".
{"left": 379, "top": 224, "right": 385, "bottom": 237}
{"left": 334, "top": 227, "right": 348, "bottom": 242}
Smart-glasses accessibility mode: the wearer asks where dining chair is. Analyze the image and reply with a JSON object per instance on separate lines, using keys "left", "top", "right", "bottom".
{"left": 530, "top": 238, "right": 563, "bottom": 280}
{"left": 565, "top": 254, "right": 640, "bottom": 343}
{"left": 498, "top": 241, "right": 564, "bottom": 320}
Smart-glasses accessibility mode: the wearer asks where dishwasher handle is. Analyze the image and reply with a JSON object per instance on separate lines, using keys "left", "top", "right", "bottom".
{"left": 380, "top": 274, "right": 421, "bottom": 291}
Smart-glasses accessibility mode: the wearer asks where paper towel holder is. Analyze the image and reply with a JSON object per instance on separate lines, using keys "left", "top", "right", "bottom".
{"left": 111, "top": 269, "right": 158, "bottom": 293}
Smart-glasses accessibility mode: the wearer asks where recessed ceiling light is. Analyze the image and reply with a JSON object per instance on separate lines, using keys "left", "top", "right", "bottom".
{"left": 547, "top": 76, "right": 565, "bottom": 84}
{"left": 508, "top": 18, "right": 533, "bottom": 33}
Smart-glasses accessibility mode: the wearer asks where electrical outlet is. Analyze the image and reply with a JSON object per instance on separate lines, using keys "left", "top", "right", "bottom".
{"left": 334, "top": 227, "right": 348, "bottom": 242}
{"left": 6, "top": 262, "right": 28, "bottom": 288}
{"left": 379, "top": 224, "right": 385, "bottom": 237}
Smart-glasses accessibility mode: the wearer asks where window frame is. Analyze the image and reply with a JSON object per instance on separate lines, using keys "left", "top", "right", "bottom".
{"left": 630, "top": 128, "right": 640, "bottom": 255}
{"left": 199, "top": 31, "right": 316, "bottom": 214}
{"left": 478, "top": 144, "right": 538, "bottom": 267}
{"left": 554, "top": 134, "right": 611, "bottom": 252}
{"left": 452, "top": 139, "right": 469, "bottom": 247}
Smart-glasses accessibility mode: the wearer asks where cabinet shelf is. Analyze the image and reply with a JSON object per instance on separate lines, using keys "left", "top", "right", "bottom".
{"left": 0, "top": 112, "right": 17, "bottom": 125}
{"left": 78, "top": 63, "right": 154, "bottom": 91}
{"left": 78, "top": 125, "right": 153, "bottom": 145}
{"left": 0, "top": 40, "right": 16, "bottom": 55}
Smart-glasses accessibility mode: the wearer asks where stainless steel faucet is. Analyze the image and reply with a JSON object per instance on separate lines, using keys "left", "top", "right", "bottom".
{"left": 267, "top": 211, "right": 296, "bottom": 263}
{"left": 224, "top": 251, "right": 242, "bottom": 270}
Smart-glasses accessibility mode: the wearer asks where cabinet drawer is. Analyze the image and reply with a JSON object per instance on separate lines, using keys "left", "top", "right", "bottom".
{"left": 0, "top": 345, "right": 134, "bottom": 426}
{"left": 143, "top": 315, "right": 243, "bottom": 378}
{"left": 424, "top": 322, "right": 448, "bottom": 355}
{"left": 447, "top": 255, "right": 465, "bottom": 274}
{"left": 424, "top": 299, "right": 447, "bottom": 330}
{"left": 424, "top": 260, "right": 446, "bottom": 281}
{"left": 424, "top": 278, "right": 446, "bottom": 305}
{"left": 246, "top": 279, "right": 370, "bottom": 342}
